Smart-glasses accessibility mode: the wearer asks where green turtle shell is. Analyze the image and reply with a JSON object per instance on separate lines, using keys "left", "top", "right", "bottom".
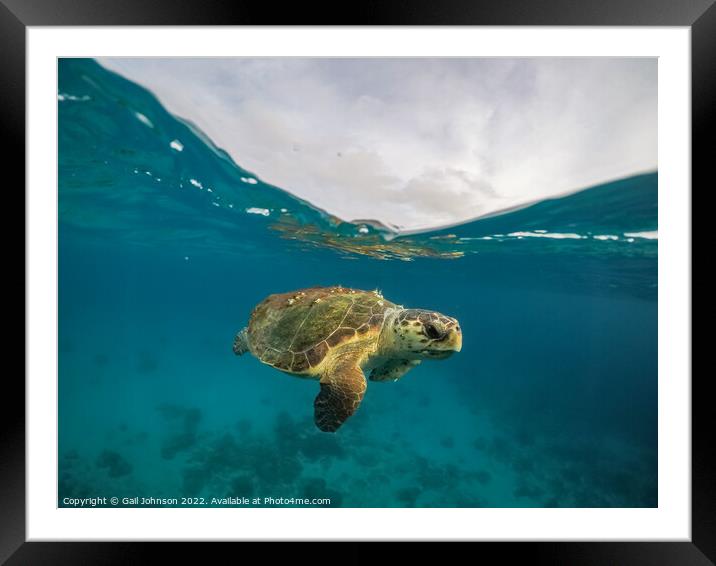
{"left": 247, "top": 286, "right": 396, "bottom": 374}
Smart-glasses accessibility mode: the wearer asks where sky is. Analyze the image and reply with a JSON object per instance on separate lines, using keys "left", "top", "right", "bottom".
{"left": 98, "top": 58, "right": 657, "bottom": 232}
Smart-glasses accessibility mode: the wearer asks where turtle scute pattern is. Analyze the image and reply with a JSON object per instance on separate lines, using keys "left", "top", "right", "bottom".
{"left": 247, "top": 286, "right": 395, "bottom": 374}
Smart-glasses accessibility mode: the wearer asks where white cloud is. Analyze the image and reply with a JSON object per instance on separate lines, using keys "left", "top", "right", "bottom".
{"left": 98, "top": 57, "right": 657, "bottom": 232}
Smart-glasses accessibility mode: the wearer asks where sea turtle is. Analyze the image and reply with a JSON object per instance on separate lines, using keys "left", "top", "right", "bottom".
{"left": 233, "top": 286, "right": 462, "bottom": 432}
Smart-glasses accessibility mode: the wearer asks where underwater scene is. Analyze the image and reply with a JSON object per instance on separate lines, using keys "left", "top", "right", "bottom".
{"left": 58, "top": 58, "right": 657, "bottom": 508}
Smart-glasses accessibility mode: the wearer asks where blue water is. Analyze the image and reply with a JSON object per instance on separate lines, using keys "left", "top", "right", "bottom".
{"left": 58, "top": 58, "right": 657, "bottom": 508}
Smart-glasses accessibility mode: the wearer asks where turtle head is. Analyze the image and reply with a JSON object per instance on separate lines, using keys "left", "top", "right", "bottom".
{"left": 383, "top": 309, "right": 462, "bottom": 360}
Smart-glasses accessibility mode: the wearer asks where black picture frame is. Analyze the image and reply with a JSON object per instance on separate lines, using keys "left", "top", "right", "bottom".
{"left": 3, "top": 0, "right": 705, "bottom": 563}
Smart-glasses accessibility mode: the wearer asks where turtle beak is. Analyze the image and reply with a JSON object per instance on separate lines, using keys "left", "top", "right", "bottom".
{"left": 449, "top": 326, "right": 462, "bottom": 352}
{"left": 431, "top": 324, "right": 462, "bottom": 354}
{"left": 441, "top": 319, "right": 462, "bottom": 352}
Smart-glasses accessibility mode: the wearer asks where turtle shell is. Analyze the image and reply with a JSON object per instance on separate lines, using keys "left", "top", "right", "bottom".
{"left": 247, "top": 286, "right": 395, "bottom": 374}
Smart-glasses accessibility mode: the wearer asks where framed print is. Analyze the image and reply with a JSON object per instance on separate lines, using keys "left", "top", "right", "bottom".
{"left": 5, "top": 0, "right": 706, "bottom": 563}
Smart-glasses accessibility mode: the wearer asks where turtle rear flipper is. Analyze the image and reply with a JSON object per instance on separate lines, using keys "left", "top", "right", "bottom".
{"left": 314, "top": 354, "right": 366, "bottom": 432}
{"left": 233, "top": 328, "right": 249, "bottom": 356}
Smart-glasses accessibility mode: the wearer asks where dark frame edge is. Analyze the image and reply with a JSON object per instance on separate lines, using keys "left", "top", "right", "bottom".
{"left": 5, "top": 0, "right": 709, "bottom": 563}
{"left": 691, "top": 1, "right": 715, "bottom": 564}
{"left": 0, "top": 1, "right": 26, "bottom": 565}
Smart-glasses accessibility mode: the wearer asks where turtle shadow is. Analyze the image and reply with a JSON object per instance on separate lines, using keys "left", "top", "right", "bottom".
{"left": 157, "top": 404, "right": 202, "bottom": 460}
{"left": 136, "top": 350, "right": 160, "bottom": 374}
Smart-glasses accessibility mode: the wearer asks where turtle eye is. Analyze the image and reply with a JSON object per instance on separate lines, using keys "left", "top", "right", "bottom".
{"left": 424, "top": 323, "right": 442, "bottom": 340}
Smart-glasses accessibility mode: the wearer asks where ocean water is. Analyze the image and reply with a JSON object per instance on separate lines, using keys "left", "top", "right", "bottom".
{"left": 58, "top": 58, "right": 658, "bottom": 508}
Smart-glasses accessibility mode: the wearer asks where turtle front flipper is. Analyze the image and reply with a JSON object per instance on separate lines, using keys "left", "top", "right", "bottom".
{"left": 314, "top": 355, "right": 367, "bottom": 432}
{"left": 370, "top": 359, "right": 421, "bottom": 382}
